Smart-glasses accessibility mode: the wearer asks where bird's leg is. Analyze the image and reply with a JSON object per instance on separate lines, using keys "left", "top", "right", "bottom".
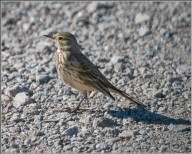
{"left": 72, "top": 96, "right": 87, "bottom": 113}
{"left": 88, "top": 91, "right": 96, "bottom": 99}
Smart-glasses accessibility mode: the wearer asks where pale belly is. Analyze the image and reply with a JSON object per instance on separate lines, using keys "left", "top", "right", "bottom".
{"left": 55, "top": 50, "right": 95, "bottom": 92}
{"left": 56, "top": 63, "right": 94, "bottom": 92}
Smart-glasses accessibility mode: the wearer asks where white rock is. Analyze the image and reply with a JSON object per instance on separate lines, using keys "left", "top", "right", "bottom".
{"left": 110, "top": 55, "right": 124, "bottom": 65}
{"left": 138, "top": 26, "right": 150, "bottom": 37}
{"left": 22, "top": 23, "right": 31, "bottom": 32}
{"left": 176, "top": 65, "right": 190, "bottom": 75}
{"left": 86, "top": 2, "right": 98, "bottom": 13}
{"left": 138, "top": 67, "right": 146, "bottom": 75}
{"left": 36, "top": 41, "right": 50, "bottom": 51}
{"left": 135, "top": 13, "right": 150, "bottom": 24}
{"left": 13, "top": 92, "right": 29, "bottom": 108}
{"left": 119, "top": 130, "right": 137, "bottom": 138}
{"left": 81, "top": 126, "right": 91, "bottom": 136}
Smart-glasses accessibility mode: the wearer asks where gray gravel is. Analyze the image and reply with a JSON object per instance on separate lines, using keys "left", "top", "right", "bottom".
{"left": 2, "top": 1, "right": 191, "bottom": 153}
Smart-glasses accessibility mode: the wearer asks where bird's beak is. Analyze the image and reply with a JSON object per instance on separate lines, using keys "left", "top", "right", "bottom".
{"left": 43, "top": 35, "right": 56, "bottom": 39}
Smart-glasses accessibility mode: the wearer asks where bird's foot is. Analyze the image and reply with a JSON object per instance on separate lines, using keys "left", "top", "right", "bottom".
{"left": 62, "top": 107, "right": 87, "bottom": 114}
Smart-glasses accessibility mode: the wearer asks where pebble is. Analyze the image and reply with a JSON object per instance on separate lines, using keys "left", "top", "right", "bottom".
{"left": 10, "top": 113, "right": 20, "bottom": 122}
{"left": 4, "top": 85, "right": 26, "bottom": 97}
{"left": 176, "top": 65, "right": 190, "bottom": 75}
{"left": 168, "top": 124, "right": 190, "bottom": 132}
{"left": 81, "top": 127, "right": 91, "bottom": 136}
{"left": 153, "top": 90, "right": 165, "bottom": 98}
{"left": 158, "top": 106, "right": 167, "bottom": 112}
{"left": 135, "top": 13, "right": 150, "bottom": 24}
{"left": 138, "top": 67, "right": 147, "bottom": 75}
{"left": 36, "top": 74, "right": 53, "bottom": 84}
{"left": 22, "top": 23, "right": 31, "bottom": 32}
{"left": 36, "top": 131, "right": 45, "bottom": 136}
{"left": 109, "top": 55, "right": 124, "bottom": 65}
{"left": 168, "top": 77, "right": 181, "bottom": 83}
{"left": 64, "top": 126, "right": 79, "bottom": 136}
{"left": 93, "top": 117, "right": 118, "bottom": 128}
{"left": 36, "top": 41, "right": 51, "bottom": 52}
{"left": 138, "top": 26, "right": 150, "bottom": 37}
{"left": 86, "top": 2, "right": 98, "bottom": 13}
{"left": 95, "top": 142, "right": 108, "bottom": 150}
{"left": 119, "top": 130, "right": 138, "bottom": 138}
{"left": 13, "top": 92, "right": 29, "bottom": 108}
{"left": 159, "top": 145, "right": 168, "bottom": 152}
{"left": 11, "top": 143, "right": 19, "bottom": 149}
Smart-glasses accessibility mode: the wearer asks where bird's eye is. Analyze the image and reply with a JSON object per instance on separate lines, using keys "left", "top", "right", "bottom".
{"left": 58, "top": 37, "right": 64, "bottom": 40}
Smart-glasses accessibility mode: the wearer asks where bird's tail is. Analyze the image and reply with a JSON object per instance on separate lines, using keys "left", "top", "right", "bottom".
{"left": 109, "top": 86, "right": 142, "bottom": 105}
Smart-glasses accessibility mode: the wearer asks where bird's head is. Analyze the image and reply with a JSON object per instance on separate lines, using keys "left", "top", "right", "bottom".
{"left": 44, "top": 32, "right": 78, "bottom": 48}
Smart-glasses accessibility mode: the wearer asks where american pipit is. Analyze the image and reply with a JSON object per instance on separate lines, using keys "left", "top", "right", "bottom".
{"left": 44, "top": 32, "right": 142, "bottom": 113}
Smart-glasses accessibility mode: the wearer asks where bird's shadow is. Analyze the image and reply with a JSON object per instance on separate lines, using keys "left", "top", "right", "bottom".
{"left": 107, "top": 105, "right": 191, "bottom": 125}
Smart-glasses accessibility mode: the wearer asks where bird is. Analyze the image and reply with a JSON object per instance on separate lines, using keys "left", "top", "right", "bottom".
{"left": 43, "top": 32, "right": 142, "bottom": 113}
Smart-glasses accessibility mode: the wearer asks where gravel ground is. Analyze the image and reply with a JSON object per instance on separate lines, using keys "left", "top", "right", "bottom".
{"left": 1, "top": 1, "right": 191, "bottom": 153}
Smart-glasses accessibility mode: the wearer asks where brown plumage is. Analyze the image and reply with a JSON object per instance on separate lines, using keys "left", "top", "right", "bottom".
{"left": 44, "top": 32, "right": 142, "bottom": 113}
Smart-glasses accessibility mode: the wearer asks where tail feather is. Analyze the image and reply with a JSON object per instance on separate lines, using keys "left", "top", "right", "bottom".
{"left": 110, "top": 86, "right": 142, "bottom": 105}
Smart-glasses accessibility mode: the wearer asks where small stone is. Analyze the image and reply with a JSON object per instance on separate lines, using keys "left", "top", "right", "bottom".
{"left": 24, "top": 138, "right": 31, "bottom": 145}
{"left": 23, "top": 23, "right": 31, "bottom": 32}
{"left": 159, "top": 145, "right": 168, "bottom": 152}
{"left": 13, "top": 92, "right": 29, "bottom": 108}
{"left": 119, "top": 130, "right": 138, "bottom": 138}
{"left": 4, "top": 17, "right": 17, "bottom": 25}
{"left": 168, "top": 77, "right": 181, "bottom": 83}
{"left": 4, "top": 85, "right": 27, "bottom": 97}
{"left": 10, "top": 113, "right": 20, "bottom": 122}
{"left": 163, "top": 88, "right": 170, "bottom": 95}
{"left": 36, "top": 131, "right": 45, "bottom": 136}
{"left": 164, "top": 31, "right": 174, "bottom": 38}
{"left": 36, "top": 41, "right": 51, "bottom": 52}
{"left": 86, "top": 2, "right": 98, "bottom": 13}
{"left": 95, "top": 142, "right": 108, "bottom": 150}
{"left": 105, "top": 128, "right": 119, "bottom": 137}
{"left": 2, "top": 138, "right": 9, "bottom": 145}
{"left": 117, "top": 78, "right": 125, "bottom": 86}
{"left": 138, "top": 67, "right": 146, "bottom": 75}
{"left": 79, "top": 115, "right": 91, "bottom": 124}
{"left": 138, "top": 26, "right": 150, "bottom": 37}
{"left": 168, "top": 124, "right": 190, "bottom": 132}
{"left": 176, "top": 65, "right": 190, "bottom": 75}
{"left": 153, "top": 83, "right": 160, "bottom": 89}
{"left": 106, "top": 137, "right": 121, "bottom": 144}
{"left": 81, "top": 126, "right": 91, "bottom": 136}
{"left": 36, "top": 74, "right": 52, "bottom": 84}
{"left": 153, "top": 90, "right": 165, "bottom": 98}
{"left": 63, "top": 144, "right": 73, "bottom": 151}
{"left": 93, "top": 117, "right": 118, "bottom": 128}
{"left": 143, "top": 73, "right": 152, "bottom": 78}
{"left": 139, "top": 130, "right": 147, "bottom": 135}
{"left": 11, "top": 143, "right": 19, "bottom": 149}
{"left": 112, "top": 143, "right": 118, "bottom": 151}
{"left": 64, "top": 126, "right": 78, "bottom": 136}
{"left": 135, "top": 13, "right": 150, "bottom": 24}
{"left": 158, "top": 106, "right": 167, "bottom": 112}
{"left": 109, "top": 55, "right": 124, "bottom": 65}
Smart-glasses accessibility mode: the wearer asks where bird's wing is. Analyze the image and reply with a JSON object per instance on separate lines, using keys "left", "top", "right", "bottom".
{"left": 68, "top": 53, "right": 115, "bottom": 99}
{"left": 69, "top": 53, "right": 108, "bottom": 83}
{"left": 68, "top": 53, "right": 142, "bottom": 105}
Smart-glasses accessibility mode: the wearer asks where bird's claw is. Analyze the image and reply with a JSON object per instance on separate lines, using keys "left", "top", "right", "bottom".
{"left": 62, "top": 107, "right": 87, "bottom": 114}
